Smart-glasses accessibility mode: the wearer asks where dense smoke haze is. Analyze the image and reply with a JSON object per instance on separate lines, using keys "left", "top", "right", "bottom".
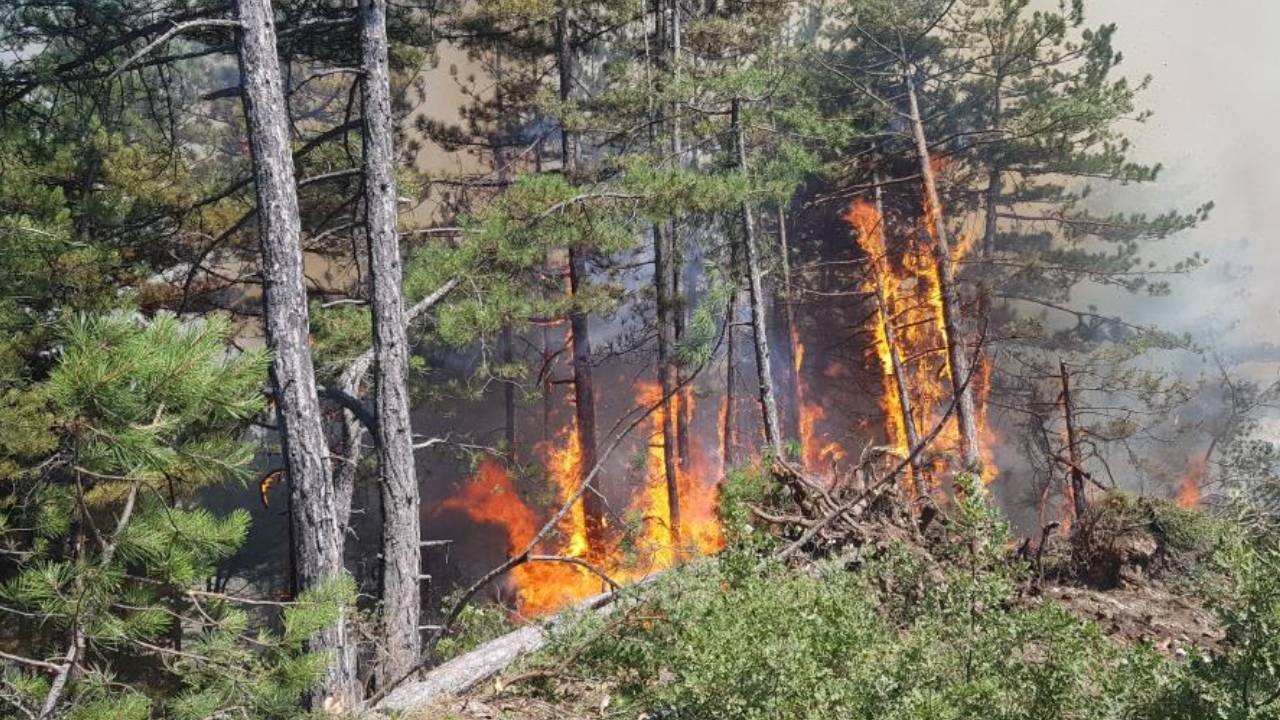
{"left": 1065, "top": 0, "right": 1280, "bottom": 355}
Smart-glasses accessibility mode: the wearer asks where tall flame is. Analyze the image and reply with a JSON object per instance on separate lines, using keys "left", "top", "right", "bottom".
{"left": 845, "top": 193, "right": 997, "bottom": 491}
{"left": 790, "top": 313, "right": 845, "bottom": 477}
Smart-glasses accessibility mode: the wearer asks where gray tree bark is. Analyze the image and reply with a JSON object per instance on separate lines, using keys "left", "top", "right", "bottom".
{"left": 359, "top": 0, "right": 421, "bottom": 686}
{"left": 233, "top": 0, "right": 359, "bottom": 708}
{"left": 731, "top": 97, "right": 783, "bottom": 457}
{"left": 903, "top": 71, "right": 981, "bottom": 472}
{"left": 668, "top": 0, "right": 691, "bottom": 471}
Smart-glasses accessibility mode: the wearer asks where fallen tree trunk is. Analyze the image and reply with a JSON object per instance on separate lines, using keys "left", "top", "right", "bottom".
{"left": 375, "top": 582, "right": 652, "bottom": 713}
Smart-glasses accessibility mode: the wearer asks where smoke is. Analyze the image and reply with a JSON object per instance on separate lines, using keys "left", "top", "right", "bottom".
{"left": 1053, "top": 0, "right": 1280, "bottom": 354}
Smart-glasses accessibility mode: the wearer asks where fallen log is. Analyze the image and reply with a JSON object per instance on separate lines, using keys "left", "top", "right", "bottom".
{"left": 375, "top": 578, "right": 657, "bottom": 714}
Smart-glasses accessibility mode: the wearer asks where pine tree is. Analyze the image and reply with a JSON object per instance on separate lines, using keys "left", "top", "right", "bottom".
{"left": 0, "top": 312, "right": 351, "bottom": 719}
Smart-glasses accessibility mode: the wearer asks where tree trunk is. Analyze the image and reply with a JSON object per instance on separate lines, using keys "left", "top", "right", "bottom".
{"left": 775, "top": 205, "right": 802, "bottom": 443}
{"left": 234, "top": 0, "right": 359, "bottom": 709}
{"left": 668, "top": 0, "right": 691, "bottom": 471}
{"left": 360, "top": 0, "right": 420, "bottom": 686}
{"left": 654, "top": 222, "right": 683, "bottom": 541}
{"left": 722, "top": 239, "right": 739, "bottom": 476}
{"left": 903, "top": 70, "right": 981, "bottom": 472}
{"left": 654, "top": 0, "right": 682, "bottom": 540}
{"left": 731, "top": 97, "right": 783, "bottom": 457}
{"left": 557, "top": 0, "right": 605, "bottom": 552}
{"left": 1059, "top": 360, "right": 1088, "bottom": 519}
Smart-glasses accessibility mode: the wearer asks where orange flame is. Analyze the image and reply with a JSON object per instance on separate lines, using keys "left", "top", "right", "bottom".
{"left": 1176, "top": 455, "right": 1206, "bottom": 509}
{"left": 845, "top": 194, "right": 998, "bottom": 492}
{"left": 790, "top": 314, "right": 844, "bottom": 477}
{"left": 439, "top": 383, "right": 724, "bottom": 617}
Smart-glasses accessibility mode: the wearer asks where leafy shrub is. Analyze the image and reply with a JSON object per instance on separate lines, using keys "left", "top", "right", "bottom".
{"left": 555, "top": 481, "right": 1175, "bottom": 720}
{"left": 1148, "top": 532, "right": 1280, "bottom": 719}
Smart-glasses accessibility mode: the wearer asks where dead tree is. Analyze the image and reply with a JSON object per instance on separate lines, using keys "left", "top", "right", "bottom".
{"left": 1059, "top": 360, "right": 1088, "bottom": 519}
{"left": 360, "top": 0, "right": 420, "bottom": 685}
{"left": 731, "top": 96, "right": 783, "bottom": 457}
{"left": 233, "top": 0, "right": 359, "bottom": 706}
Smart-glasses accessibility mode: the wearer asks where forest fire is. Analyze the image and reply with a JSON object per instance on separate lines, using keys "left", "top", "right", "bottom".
{"left": 439, "top": 383, "right": 723, "bottom": 617}
{"left": 791, "top": 333, "right": 845, "bottom": 478}
{"left": 1176, "top": 455, "right": 1207, "bottom": 509}
{"left": 845, "top": 194, "right": 997, "bottom": 492}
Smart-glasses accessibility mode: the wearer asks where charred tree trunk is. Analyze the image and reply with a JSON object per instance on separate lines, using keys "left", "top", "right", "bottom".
{"left": 360, "top": 0, "right": 420, "bottom": 685}
{"left": 234, "top": 0, "right": 358, "bottom": 707}
{"left": 1059, "top": 360, "right": 1088, "bottom": 519}
{"left": 731, "top": 97, "right": 783, "bottom": 457}
{"left": 557, "top": 2, "right": 606, "bottom": 552}
{"left": 903, "top": 70, "right": 981, "bottom": 472}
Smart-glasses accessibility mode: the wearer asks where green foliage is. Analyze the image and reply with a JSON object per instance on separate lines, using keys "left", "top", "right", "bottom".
{"left": 0, "top": 313, "right": 344, "bottom": 719}
{"left": 434, "top": 591, "right": 517, "bottom": 662}
{"left": 46, "top": 312, "right": 268, "bottom": 488}
{"left": 555, "top": 491, "right": 1175, "bottom": 720}
{"left": 1148, "top": 532, "right": 1280, "bottom": 719}
{"left": 716, "top": 462, "right": 783, "bottom": 552}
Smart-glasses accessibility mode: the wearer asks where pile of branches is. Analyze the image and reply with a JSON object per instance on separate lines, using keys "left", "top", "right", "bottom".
{"left": 754, "top": 447, "right": 928, "bottom": 560}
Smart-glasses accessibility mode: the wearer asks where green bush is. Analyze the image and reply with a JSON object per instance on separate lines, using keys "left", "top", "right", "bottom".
{"left": 554, "top": 480, "right": 1177, "bottom": 720}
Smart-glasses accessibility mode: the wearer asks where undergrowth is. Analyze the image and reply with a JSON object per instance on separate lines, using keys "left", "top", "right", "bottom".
{"left": 517, "top": 473, "right": 1280, "bottom": 720}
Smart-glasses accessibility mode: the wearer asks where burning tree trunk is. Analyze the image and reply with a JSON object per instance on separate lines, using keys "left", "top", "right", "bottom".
{"left": 647, "top": 0, "right": 682, "bottom": 540}
{"left": 654, "top": 223, "right": 684, "bottom": 540}
{"left": 557, "top": 2, "right": 607, "bottom": 552}
{"left": 731, "top": 96, "right": 783, "bottom": 457}
{"left": 233, "top": 0, "right": 358, "bottom": 706}
{"left": 868, "top": 180, "right": 924, "bottom": 494}
{"left": 1059, "top": 360, "right": 1088, "bottom": 519}
{"left": 360, "top": 0, "right": 420, "bottom": 684}
{"left": 903, "top": 69, "right": 981, "bottom": 472}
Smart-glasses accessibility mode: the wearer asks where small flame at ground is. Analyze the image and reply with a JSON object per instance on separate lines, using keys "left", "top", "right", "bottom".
{"left": 1176, "top": 455, "right": 1206, "bottom": 509}
{"left": 439, "top": 383, "right": 723, "bottom": 617}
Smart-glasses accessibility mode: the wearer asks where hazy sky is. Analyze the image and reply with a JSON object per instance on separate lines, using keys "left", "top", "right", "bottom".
{"left": 1067, "top": 0, "right": 1280, "bottom": 351}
